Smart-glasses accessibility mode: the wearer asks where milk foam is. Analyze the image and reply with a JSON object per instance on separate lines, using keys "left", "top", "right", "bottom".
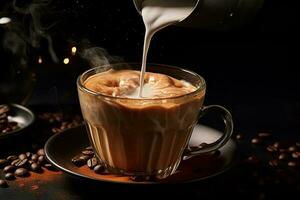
{"left": 84, "top": 70, "right": 196, "bottom": 99}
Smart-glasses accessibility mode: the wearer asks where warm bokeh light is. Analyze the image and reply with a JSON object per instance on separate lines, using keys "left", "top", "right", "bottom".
{"left": 63, "top": 58, "right": 70, "bottom": 64}
{"left": 71, "top": 47, "right": 77, "bottom": 55}
{"left": 38, "top": 56, "right": 42, "bottom": 64}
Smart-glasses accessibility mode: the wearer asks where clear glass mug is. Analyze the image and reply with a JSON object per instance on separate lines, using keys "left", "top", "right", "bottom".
{"left": 77, "top": 63, "right": 233, "bottom": 179}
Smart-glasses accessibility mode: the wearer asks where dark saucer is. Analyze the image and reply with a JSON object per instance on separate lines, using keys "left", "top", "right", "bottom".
{"left": 0, "top": 104, "right": 35, "bottom": 139}
{"left": 45, "top": 124, "right": 237, "bottom": 184}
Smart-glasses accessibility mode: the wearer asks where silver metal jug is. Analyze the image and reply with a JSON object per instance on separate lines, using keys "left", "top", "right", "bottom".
{"left": 133, "top": 0, "right": 264, "bottom": 30}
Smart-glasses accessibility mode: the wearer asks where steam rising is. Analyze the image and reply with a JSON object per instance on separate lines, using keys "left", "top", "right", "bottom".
{"left": 1, "top": 0, "right": 58, "bottom": 64}
{"left": 80, "top": 46, "right": 123, "bottom": 68}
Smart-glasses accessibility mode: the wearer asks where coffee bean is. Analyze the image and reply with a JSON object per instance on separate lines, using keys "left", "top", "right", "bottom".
{"left": 278, "top": 153, "right": 289, "bottom": 160}
{"left": 28, "top": 160, "right": 34, "bottom": 164}
{"left": 79, "top": 155, "right": 90, "bottom": 161}
{"left": 31, "top": 154, "right": 38, "bottom": 161}
{"left": 16, "top": 158, "right": 28, "bottom": 167}
{"left": 296, "top": 142, "right": 300, "bottom": 147}
{"left": 19, "top": 153, "right": 27, "bottom": 160}
{"left": 288, "top": 146, "right": 297, "bottom": 152}
{"left": 246, "top": 156, "right": 260, "bottom": 165}
{"left": 93, "top": 164, "right": 105, "bottom": 174}
{"left": 273, "top": 142, "right": 281, "bottom": 148}
{"left": 37, "top": 149, "right": 45, "bottom": 156}
{"left": 235, "top": 134, "right": 243, "bottom": 140}
{"left": 267, "top": 145, "right": 277, "bottom": 153}
{"left": 44, "top": 163, "right": 57, "bottom": 171}
{"left": 0, "top": 159, "right": 9, "bottom": 168}
{"left": 269, "top": 159, "right": 279, "bottom": 167}
{"left": 3, "top": 165, "right": 15, "bottom": 173}
{"left": 251, "top": 138, "right": 260, "bottom": 144}
{"left": 38, "top": 156, "right": 45, "bottom": 164}
{"left": 15, "top": 168, "right": 29, "bottom": 177}
{"left": 0, "top": 104, "right": 9, "bottom": 114}
{"left": 287, "top": 161, "right": 296, "bottom": 167}
{"left": 258, "top": 132, "right": 271, "bottom": 138}
{"left": 85, "top": 146, "right": 93, "bottom": 150}
{"left": 87, "top": 157, "right": 98, "bottom": 169}
{"left": 4, "top": 173, "right": 15, "bottom": 180}
{"left": 292, "top": 152, "right": 300, "bottom": 159}
{"left": 26, "top": 152, "right": 32, "bottom": 158}
{"left": 30, "top": 163, "right": 41, "bottom": 172}
{"left": 11, "top": 159, "right": 20, "bottom": 166}
{"left": 7, "top": 155, "right": 18, "bottom": 161}
{"left": 71, "top": 156, "right": 86, "bottom": 167}
{"left": 0, "top": 179, "right": 8, "bottom": 188}
{"left": 52, "top": 128, "right": 61, "bottom": 133}
{"left": 82, "top": 150, "right": 94, "bottom": 156}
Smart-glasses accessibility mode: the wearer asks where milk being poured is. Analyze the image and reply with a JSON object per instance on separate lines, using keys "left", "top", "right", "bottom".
{"left": 138, "top": 0, "right": 198, "bottom": 97}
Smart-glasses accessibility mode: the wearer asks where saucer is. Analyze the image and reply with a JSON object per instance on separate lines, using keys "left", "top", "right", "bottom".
{"left": 0, "top": 104, "right": 35, "bottom": 139}
{"left": 45, "top": 124, "right": 236, "bottom": 184}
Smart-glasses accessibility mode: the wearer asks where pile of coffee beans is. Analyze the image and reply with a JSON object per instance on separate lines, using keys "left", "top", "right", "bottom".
{"left": 0, "top": 148, "right": 57, "bottom": 188}
{"left": 39, "top": 112, "right": 82, "bottom": 134}
{"left": 0, "top": 104, "right": 20, "bottom": 134}
{"left": 71, "top": 146, "right": 106, "bottom": 174}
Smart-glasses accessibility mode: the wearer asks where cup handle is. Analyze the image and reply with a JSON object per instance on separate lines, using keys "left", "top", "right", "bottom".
{"left": 183, "top": 105, "right": 233, "bottom": 160}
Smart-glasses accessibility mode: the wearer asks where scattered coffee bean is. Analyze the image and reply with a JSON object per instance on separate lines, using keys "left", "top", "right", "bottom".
{"left": 278, "top": 153, "right": 288, "bottom": 160}
{"left": 15, "top": 168, "right": 29, "bottom": 177}
{"left": 87, "top": 157, "right": 98, "bottom": 169}
{"left": 0, "top": 179, "right": 8, "bottom": 188}
{"left": 30, "top": 163, "right": 41, "bottom": 172}
{"left": 82, "top": 150, "right": 94, "bottom": 156}
{"left": 288, "top": 146, "right": 297, "bottom": 152}
{"left": 38, "top": 156, "right": 45, "bottom": 164}
{"left": 31, "top": 154, "right": 38, "bottom": 161}
{"left": 26, "top": 152, "right": 32, "bottom": 158}
{"left": 235, "top": 134, "right": 243, "bottom": 140}
{"left": 37, "top": 149, "right": 45, "bottom": 156}
{"left": 18, "top": 153, "right": 27, "bottom": 160}
{"left": 3, "top": 165, "right": 15, "bottom": 173}
{"left": 71, "top": 157, "right": 86, "bottom": 167}
{"left": 267, "top": 145, "right": 277, "bottom": 153}
{"left": 28, "top": 160, "right": 34, "bottom": 164}
{"left": 258, "top": 132, "right": 271, "bottom": 138}
{"left": 11, "top": 159, "right": 21, "bottom": 166}
{"left": 7, "top": 155, "right": 18, "bottom": 161}
{"left": 85, "top": 146, "right": 93, "bottom": 150}
{"left": 292, "top": 152, "right": 300, "bottom": 159}
{"left": 79, "top": 155, "right": 90, "bottom": 161}
{"left": 287, "top": 161, "right": 296, "bottom": 167}
{"left": 93, "top": 164, "right": 105, "bottom": 174}
{"left": 251, "top": 138, "right": 260, "bottom": 144}
{"left": 0, "top": 159, "right": 8, "bottom": 168}
{"left": 15, "top": 158, "right": 28, "bottom": 167}
{"left": 4, "top": 173, "right": 15, "bottom": 180}
{"left": 268, "top": 159, "right": 279, "bottom": 167}
{"left": 246, "top": 156, "right": 260, "bottom": 165}
{"left": 273, "top": 142, "right": 281, "bottom": 148}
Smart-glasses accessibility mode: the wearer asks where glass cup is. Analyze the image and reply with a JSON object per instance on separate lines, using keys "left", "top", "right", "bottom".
{"left": 77, "top": 63, "right": 233, "bottom": 179}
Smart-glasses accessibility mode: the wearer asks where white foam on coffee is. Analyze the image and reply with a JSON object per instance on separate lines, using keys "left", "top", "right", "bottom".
{"left": 138, "top": 0, "right": 198, "bottom": 97}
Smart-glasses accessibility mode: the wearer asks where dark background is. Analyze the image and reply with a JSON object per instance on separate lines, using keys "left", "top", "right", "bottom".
{"left": 0, "top": 0, "right": 298, "bottom": 134}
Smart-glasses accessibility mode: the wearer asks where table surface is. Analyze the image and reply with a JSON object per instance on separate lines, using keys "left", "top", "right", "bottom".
{"left": 0, "top": 104, "right": 299, "bottom": 200}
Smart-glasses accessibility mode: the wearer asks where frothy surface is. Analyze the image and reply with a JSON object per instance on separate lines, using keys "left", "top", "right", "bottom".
{"left": 84, "top": 69, "right": 197, "bottom": 99}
